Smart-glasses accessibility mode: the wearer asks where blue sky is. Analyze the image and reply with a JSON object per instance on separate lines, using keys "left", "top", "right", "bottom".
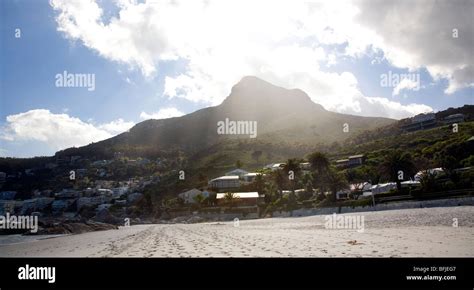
{"left": 1, "top": 0, "right": 198, "bottom": 122}
{"left": 0, "top": 0, "right": 473, "bottom": 157}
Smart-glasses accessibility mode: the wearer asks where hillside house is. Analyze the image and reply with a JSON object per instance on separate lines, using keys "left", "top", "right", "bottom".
{"left": 225, "top": 169, "right": 249, "bottom": 178}
{"left": 369, "top": 181, "right": 420, "bottom": 195}
{"left": 401, "top": 112, "right": 436, "bottom": 132}
{"left": 208, "top": 176, "right": 240, "bottom": 192}
{"left": 216, "top": 192, "right": 261, "bottom": 206}
{"left": 443, "top": 113, "right": 465, "bottom": 125}
{"left": 414, "top": 168, "right": 444, "bottom": 181}
{"left": 264, "top": 163, "right": 286, "bottom": 171}
{"left": 348, "top": 155, "right": 365, "bottom": 167}
{"left": 336, "top": 189, "right": 351, "bottom": 200}
{"left": 242, "top": 173, "right": 260, "bottom": 183}
{"left": 178, "top": 188, "right": 209, "bottom": 204}
{"left": 336, "top": 159, "right": 349, "bottom": 168}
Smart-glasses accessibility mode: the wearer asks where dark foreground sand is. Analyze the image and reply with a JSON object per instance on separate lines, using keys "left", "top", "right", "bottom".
{"left": 0, "top": 206, "right": 473, "bottom": 257}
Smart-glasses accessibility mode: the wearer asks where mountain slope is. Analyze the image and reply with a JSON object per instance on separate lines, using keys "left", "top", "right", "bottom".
{"left": 58, "top": 76, "right": 395, "bottom": 158}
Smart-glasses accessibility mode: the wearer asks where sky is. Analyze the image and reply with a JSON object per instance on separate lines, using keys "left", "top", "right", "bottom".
{"left": 0, "top": 0, "right": 473, "bottom": 158}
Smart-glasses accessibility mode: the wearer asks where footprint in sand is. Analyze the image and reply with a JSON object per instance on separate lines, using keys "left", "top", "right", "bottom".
{"left": 347, "top": 240, "right": 364, "bottom": 245}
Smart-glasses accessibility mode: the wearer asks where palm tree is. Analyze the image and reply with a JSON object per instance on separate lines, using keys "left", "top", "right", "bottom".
{"left": 283, "top": 158, "right": 301, "bottom": 176}
{"left": 308, "top": 152, "right": 329, "bottom": 174}
{"left": 224, "top": 192, "right": 239, "bottom": 207}
{"left": 308, "top": 151, "right": 330, "bottom": 194}
{"left": 284, "top": 158, "right": 301, "bottom": 191}
{"left": 254, "top": 173, "right": 265, "bottom": 195}
{"left": 326, "top": 168, "right": 348, "bottom": 201}
{"left": 380, "top": 150, "right": 416, "bottom": 191}
{"left": 272, "top": 170, "right": 287, "bottom": 198}
{"left": 302, "top": 179, "right": 314, "bottom": 200}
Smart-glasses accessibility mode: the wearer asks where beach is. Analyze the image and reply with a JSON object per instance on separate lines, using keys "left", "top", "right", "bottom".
{"left": 0, "top": 206, "right": 473, "bottom": 257}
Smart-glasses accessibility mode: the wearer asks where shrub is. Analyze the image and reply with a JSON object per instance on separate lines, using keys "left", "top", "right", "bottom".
{"left": 442, "top": 180, "right": 456, "bottom": 191}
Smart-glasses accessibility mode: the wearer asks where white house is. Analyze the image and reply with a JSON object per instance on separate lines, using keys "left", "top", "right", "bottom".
{"left": 208, "top": 176, "right": 240, "bottom": 191}
{"left": 401, "top": 180, "right": 421, "bottom": 187}
{"left": 178, "top": 188, "right": 208, "bottom": 204}
{"left": 370, "top": 183, "right": 397, "bottom": 195}
{"left": 216, "top": 192, "right": 261, "bottom": 206}
{"left": 264, "top": 163, "right": 286, "bottom": 171}
{"left": 216, "top": 192, "right": 259, "bottom": 199}
{"left": 369, "top": 181, "right": 421, "bottom": 195}
{"left": 336, "top": 189, "right": 351, "bottom": 200}
{"left": 264, "top": 163, "right": 273, "bottom": 169}
{"left": 271, "top": 163, "right": 285, "bottom": 171}
{"left": 225, "top": 169, "right": 249, "bottom": 178}
{"left": 336, "top": 182, "right": 372, "bottom": 200}
{"left": 414, "top": 168, "right": 444, "bottom": 181}
{"left": 242, "top": 172, "right": 260, "bottom": 183}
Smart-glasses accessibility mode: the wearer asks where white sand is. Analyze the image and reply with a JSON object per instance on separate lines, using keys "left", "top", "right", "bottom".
{"left": 0, "top": 206, "right": 473, "bottom": 257}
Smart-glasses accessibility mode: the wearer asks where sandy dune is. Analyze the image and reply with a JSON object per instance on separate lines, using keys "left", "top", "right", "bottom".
{"left": 1, "top": 206, "right": 473, "bottom": 257}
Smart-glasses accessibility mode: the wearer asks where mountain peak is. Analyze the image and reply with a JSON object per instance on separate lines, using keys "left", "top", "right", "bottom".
{"left": 222, "top": 75, "right": 324, "bottom": 113}
{"left": 236, "top": 75, "right": 272, "bottom": 86}
{"left": 53, "top": 75, "right": 396, "bottom": 159}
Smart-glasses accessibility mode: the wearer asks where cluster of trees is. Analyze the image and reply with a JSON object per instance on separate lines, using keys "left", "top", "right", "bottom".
{"left": 237, "top": 152, "right": 348, "bottom": 212}
{"left": 245, "top": 145, "right": 473, "bottom": 212}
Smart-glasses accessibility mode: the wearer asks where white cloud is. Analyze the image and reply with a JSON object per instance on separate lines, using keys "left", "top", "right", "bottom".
{"left": 1, "top": 109, "right": 134, "bottom": 151}
{"left": 50, "top": 0, "right": 461, "bottom": 118}
{"left": 98, "top": 118, "right": 135, "bottom": 135}
{"left": 354, "top": 0, "right": 474, "bottom": 94}
{"left": 352, "top": 96, "right": 433, "bottom": 119}
{"left": 140, "top": 107, "right": 185, "bottom": 120}
{"left": 392, "top": 79, "right": 420, "bottom": 96}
